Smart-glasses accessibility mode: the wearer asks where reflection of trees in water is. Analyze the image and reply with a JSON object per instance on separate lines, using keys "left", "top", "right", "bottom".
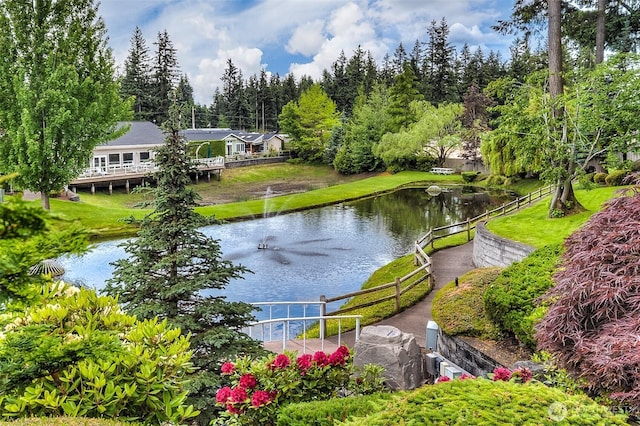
{"left": 350, "top": 186, "right": 515, "bottom": 239}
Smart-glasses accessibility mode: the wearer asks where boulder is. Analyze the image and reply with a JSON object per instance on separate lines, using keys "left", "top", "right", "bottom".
{"left": 354, "top": 325, "right": 424, "bottom": 390}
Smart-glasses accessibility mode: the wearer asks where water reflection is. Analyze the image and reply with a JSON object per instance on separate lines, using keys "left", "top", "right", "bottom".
{"left": 58, "top": 186, "right": 513, "bottom": 315}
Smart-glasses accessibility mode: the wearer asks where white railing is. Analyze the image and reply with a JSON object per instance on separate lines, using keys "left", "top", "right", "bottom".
{"left": 193, "top": 156, "right": 224, "bottom": 168}
{"left": 245, "top": 301, "right": 361, "bottom": 352}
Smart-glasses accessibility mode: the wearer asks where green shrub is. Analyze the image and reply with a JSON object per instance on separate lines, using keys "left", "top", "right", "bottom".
{"left": 0, "top": 418, "right": 140, "bottom": 426}
{"left": 279, "top": 379, "right": 628, "bottom": 425}
{"left": 631, "top": 160, "right": 640, "bottom": 172}
{"left": 0, "top": 282, "right": 198, "bottom": 424}
{"left": 483, "top": 244, "right": 562, "bottom": 349}
{"left": 276, "top": 393, "right": 394, "bottom": 426}
{"left": 432, "top": 268, "right": 503, "bottom": 339}
{"left": 485, "top": 174, "right": 507, "bottom": 186}
{"left": 605, "top": 169, "right": 629, "bottom": 186}
{"left": 461, "top": 171, "right": 481, "bottom": 183}
{"left": 593, "top": 172, "right": 608, "bottom": 184}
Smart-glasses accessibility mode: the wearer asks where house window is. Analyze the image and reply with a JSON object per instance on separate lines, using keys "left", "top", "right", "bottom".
{"left": 140, "top": 151, "right": 150, "bottom": 162}
{"left": 108, "top": 153, "right": 120, "bottom": 165}
{"left": 123, "top": 153, "right": 133, "bottom": 164}
{"left": 236, "top": 143, "right": 245, "bottom": 153}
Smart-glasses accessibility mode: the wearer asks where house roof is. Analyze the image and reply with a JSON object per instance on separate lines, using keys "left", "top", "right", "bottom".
{"left": 180, "top": 128, "right": 276, "bottom": 145}
{"left": 101, "top": 121, "right": 165, "bottom": 147}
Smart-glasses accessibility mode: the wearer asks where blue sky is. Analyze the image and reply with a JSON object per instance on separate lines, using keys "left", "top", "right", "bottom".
{"left": 100, "top": 0, "right": 518, "bottom": 104}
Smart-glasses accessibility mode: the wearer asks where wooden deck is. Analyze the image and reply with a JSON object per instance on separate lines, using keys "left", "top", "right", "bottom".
{"left": 69, "top": 161, "right": 224, "bottom": 190}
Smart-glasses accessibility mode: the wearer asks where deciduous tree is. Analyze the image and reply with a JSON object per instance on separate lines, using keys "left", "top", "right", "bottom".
{"left": 0, "top": 0, "right": 132, "bottom": 209}
{"left": 279, "top": 84, "right": 340, "bottom": 162}
{"left": 536, "top": 177, "right": 640, "bottom": 412}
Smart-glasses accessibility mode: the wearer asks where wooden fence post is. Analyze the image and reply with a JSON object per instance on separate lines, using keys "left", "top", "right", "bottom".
{"left": 395, "top": 278, "right": 401, "bottom": 312}
{"left": 319, "top": 295, "right": 327, "bottom": 340}
{"left": 466, "top": 218, "right": 471, "bottom": 241}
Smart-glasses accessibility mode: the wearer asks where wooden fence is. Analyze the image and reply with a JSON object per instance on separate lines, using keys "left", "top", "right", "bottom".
{"left": 321, "top": 184, "right": 554, "bottom": 317}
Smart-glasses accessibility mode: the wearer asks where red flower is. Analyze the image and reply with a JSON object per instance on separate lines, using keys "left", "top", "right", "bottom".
{"left": 335, "top": 345, "right": 350, "bottom": 358}
{"left": 239, "top": 373, "right": 257, "bottom": 389}
{"left": 251, "top": 390, "right": 272, "bottom": 407}
{"left": 272, "top": 353, "right": 291, "bottom": 369}
{"left": 513, "top": 367, "right": 532, "bottom": 383}
{"left": 221, "top": 362, "right": 235, "bottom": 375}
{"left": 215, "top": 386, "right": 232, "bottom": 404}
{"left": 227, "top": 403, "right": 243, "bottom": 415}
{"left": 460, "top": 373, "right": 476, "bottom": 380}
{"left": 436, "top": 375, "right": 451, "bottom": 383}
{"left": 230, "top": 386, "right": 248, "bottom": 403}
{"left": 328, "top": 351, "right": 346, "bottom": 366}
{"left": 492, "top": 367, "right": 512, "bottom": 382}
{"left": 313, "top": 351, "right": 329, "bottom": 367}
{"left": 297, "top": 354, "right": 313, "bottom": 374}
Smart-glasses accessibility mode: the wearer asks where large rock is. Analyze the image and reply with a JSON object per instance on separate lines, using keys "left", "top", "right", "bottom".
{"left": 354, "top": 325, "right": 424, "bottom": 390}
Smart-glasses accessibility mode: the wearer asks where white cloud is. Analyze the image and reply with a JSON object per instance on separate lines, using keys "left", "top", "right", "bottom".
{"left": 100, "top": 0, "right": 514, "bottom": 105}
{"left": 286, "top": 20, "right": 326, "bottom": 56}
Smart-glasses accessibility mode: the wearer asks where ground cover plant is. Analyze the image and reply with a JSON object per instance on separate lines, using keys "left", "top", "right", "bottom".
{"left": 483, "top": 244, "right": 562, "bottom": 349}
{"left": 277, "top": 376, "right": 628, "bottom": 425}
{"left": 536, "top": 178, "right": 640, "bottom": 414}
{"left": 432, "top": 267, "right": 503, "bottom": 339}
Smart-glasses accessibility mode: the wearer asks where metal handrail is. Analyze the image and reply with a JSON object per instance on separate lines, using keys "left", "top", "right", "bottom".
{"left": 245, "top": 315, "right": 362, "bottom": 353}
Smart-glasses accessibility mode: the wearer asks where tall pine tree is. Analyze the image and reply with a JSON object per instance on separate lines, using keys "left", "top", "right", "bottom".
{"left": 120, "top": 26, "right": 153, "bottom": 121}
{"left": 104, "top": 100, "right": 264, "bottom": 423}
{"left": 150, "top": 30, "right": 180, "bottom": 124}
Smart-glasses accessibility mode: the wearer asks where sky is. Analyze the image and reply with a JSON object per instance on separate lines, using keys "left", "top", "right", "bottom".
{"left": 99, "top": 0, "right": 518, "bottom": 105}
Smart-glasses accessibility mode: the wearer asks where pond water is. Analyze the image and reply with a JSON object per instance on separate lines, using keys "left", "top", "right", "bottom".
{"left": 58, "top": 186, "right": 514, "bottom": 318}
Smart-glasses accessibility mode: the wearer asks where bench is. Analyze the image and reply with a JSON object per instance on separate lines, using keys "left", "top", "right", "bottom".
{"left": 431, "top": 167, "right": 455, "bottom": 175}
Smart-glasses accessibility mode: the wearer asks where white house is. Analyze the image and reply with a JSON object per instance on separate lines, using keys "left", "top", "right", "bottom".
{"left": 87, "top": 121, "right": 164, "bottom": 175}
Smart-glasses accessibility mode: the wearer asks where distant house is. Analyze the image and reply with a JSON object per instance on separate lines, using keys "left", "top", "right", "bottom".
{"left": 89, "top": 121, "right": 165, "bottom": 174}
{"left": 180, "top": 128, "right": 286, "bottom": 157}
{"left": 86, "top": 122, "right": 287, "bottom": 176}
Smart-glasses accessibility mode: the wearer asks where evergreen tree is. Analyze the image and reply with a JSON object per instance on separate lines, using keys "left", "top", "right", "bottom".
{"left": 176, "top": 74, "right": 195, "bottom": 128}
{"left": 423, "top": 18, "right": 458, "bottom": 103}
{"left": 150, "top": 30, "right": 180, "bottom": 124}
{"left": 334, "top": 85, "right": 388, "bottom": 174}
{"left": 386, "top": 62, "right": 424, "bottom": 132}
{"left": 0, "top": 0, "right": 132, "bottom": 210}
{"left": 104, "top": 101, "right": 264, "bottom": 423}
{"left": 220, "top": 59, "right": 250, "bottom": 130}
{"left": 379, "top": 52, "right": 396, "bottom": 87}
{"left": 120, "top": 26, "right": 153, "bottom": 121}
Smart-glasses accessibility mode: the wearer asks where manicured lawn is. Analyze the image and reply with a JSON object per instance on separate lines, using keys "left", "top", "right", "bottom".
{"left": 486, "top": 185, "right": 622, "bottom": 248}
{"left": 44, "top": 168, "right": 462, "bottom": 239}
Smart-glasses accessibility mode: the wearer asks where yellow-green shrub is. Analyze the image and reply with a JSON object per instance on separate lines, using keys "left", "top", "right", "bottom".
{"left": 0, "top": 282, "right": 198, "bottom": 424}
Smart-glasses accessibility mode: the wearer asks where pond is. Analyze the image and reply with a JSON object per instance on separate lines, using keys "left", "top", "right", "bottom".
{"left": 59, "top": 186, "right": 514, "bottom": 318}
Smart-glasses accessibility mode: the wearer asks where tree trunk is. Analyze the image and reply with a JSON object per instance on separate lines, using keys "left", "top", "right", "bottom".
{"left": 548, "top": 0, "right": 563, "bottom": 106}
{"left": 596, "top": 0, "right": 606, "bottom": 64}
{"left": 41, "top": 191, "right": 50, "bottom": 210}
{"left": 546, "top": 0, "right": 583, "bottom": 218}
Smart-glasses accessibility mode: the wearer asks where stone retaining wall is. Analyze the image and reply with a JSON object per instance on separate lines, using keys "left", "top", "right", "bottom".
{"left": 472, "top": 221, "right": 535, "bottom": 267}
{"left": 436, "top": 328, "right": 503, "bottom": 378}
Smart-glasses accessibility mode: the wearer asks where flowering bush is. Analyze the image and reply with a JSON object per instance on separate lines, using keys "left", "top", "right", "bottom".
{"left": 489, "top": 366, "right": 532, "bottom": 383}
{"left": 213, "top": 345, "right": 386, "bottom": 425}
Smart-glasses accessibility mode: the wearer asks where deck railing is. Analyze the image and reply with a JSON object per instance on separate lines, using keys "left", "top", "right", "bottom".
{"left": 245, "top": 301, "right": 362, "bottom": 352}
